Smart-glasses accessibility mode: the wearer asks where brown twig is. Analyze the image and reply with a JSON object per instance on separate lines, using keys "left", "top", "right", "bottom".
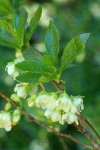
{"left": 77, "top": 115, "right": 100, "bottom": 149}
{"left": 0, "top": 92, "right": 94, "bottom": 150}
{"left": 81, "top": 115, "right": 100, "bottom": 141}
{"left": 52, "top": 80, "right": 60, "bottom": 91}
{"left": 39, "top": 82, "right": 47, "bottom": 91}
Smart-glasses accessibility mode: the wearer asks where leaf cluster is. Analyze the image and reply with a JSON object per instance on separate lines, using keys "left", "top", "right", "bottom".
{"left": 0, "top": 0, "right": 42, "bottom": 48}
{"left": 0, "top": 0, "right": 90, "bottom": 83}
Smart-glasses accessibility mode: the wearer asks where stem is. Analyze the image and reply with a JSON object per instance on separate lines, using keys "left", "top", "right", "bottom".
{"left": 78, "top": 115, "right": 100, "bottom": 149}
{"left": 39, "top": 82, "right": 47, "bottom": 91}
{"left": 0, "top": 92, "right": 94, "bottom": 150}
{"left": 52, "top": 80, "right": 60, "bottom": 91}
{"left": 81, "top": 115, "right": 100, "bottom": 141}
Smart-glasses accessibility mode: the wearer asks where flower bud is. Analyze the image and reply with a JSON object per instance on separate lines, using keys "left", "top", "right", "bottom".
{"left": 12, "top": 109, "right": 21, "bottom": 126}
{"left": 4, "top": 103, "right": 12, "bottom": 111}
{"left": 15, "top": 50, "right": 23, "bottom": 58}
{"left": 11, "top": 94, "right": 20, "bottom": 102}
{"left": 27, "top": 94, "right": 37, "bottom": 107}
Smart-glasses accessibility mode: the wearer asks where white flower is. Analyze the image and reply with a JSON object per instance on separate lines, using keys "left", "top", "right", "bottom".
{"left": 51, "top": 111, "right": 61, "bottom": 122}
{"left": 36, "top": 93, "right": 56, "bottom": 110}
{"left": 5, "top": 62, "right": 19, "bottom": 79}
{"left": 70, "top": 105, "right": 77, "bottom": 113}
{"left": 73, "top": 97, "right": 83, "bottom": 106}
{"left": 14, "top": 83, "right": 29, "bottom": 99}
{"left": 0, "top": 111, "right": 12, "bottom": 131}
{"left": 44, "top": 109, "right": 52, "bottom": 118}
{"left": 45, "top": 110, "right": 61, "bottom": 122}
{"left": 73, "top": 97, "right": 84, "bottom": 113}
{"left": 62, "top": 113, "right": 78, "bottom": 125}
{"left": 56, "top": 93, "right": 72, "bottom": 112}
{"left": 5, "top": 51, "right": 24, "bottom": 79}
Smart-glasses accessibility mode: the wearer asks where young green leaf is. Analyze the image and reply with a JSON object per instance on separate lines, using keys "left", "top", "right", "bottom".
{"left": 16, "top": 60, "right": 56, "bottom": 75}
{"left": 12, "top": 7, "right": 28, "bottom": 47}
{"left": 24, "top": 6, "right": 42, "bottom": 45}
{"left": 0, "top": 0, "right": 12, "bottom": 17}
{"left": 22, "top": 46, "right": 43, "bottom": 63}
{"left": 16, "top": 72, "right": 40, "bottom": 83}
{"left": 43, "top": 55, "right": 57, "bottom": 73}
{"left": 45, "top": 20, "right": 59, "bottom": 57}
{"left": 60, "top": 33, "right": 90, "bottom": 73}
{"left": 0, "top": 26, "right": 22, "bottom": 49}
{"left": 16, "top": 61, "right": 46, "bottom": 73}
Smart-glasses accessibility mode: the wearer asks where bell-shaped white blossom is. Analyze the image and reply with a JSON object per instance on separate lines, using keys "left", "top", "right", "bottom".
{"left": 51, "top": 111, "right": 61, "bottom": 122}
{"left": 5, "top": 51, "right": 24, "bottom": 79}
{"left": 44, "top": 109, "right": 62, "bottom": 123}
{"left": 73, "top": 97, "right": 84, "bottom": 113}
{"left": 36, "top": 93, "right": 57, "bottom": 110}
{"left": 14, "top": 83, "right": 29, "bottom": 99}
{"left": 70, "top": 105, "right": 77, "bottom": 113}
{"left": 0, "top": 111, "right": 12, "bottom": 131}
{"left": 56, "top": 93, "right": 72, "bottom": 113}
{"left": 5, "top": 62, "right": 19, "bottom": 79}
{"left": 14, "top": 83, "right": 38, "bottom": 99}
{"left": 44, "top": 109, "right": 52, "bottom": 119}
{"left": 62, "top": 113, "right": 78, "bottom": 125}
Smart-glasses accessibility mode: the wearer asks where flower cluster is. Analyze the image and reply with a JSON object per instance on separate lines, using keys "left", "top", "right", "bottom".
{"left": 0, "top": 109, "right": 21, "bottom": 131}
{"left": 5, "top": 50, "right": 84, "bottom": 126}
{"left": 28, "top": 92, "right": 84, "bottom": 125}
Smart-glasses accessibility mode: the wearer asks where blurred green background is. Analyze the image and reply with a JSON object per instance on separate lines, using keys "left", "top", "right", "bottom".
{"left": 0, "top": 0, "right": 100, "bottom": 149}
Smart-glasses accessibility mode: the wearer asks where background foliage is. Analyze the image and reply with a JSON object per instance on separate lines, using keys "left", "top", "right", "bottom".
{"left": 0, "top": 0, "right": 100, "bottom": 149}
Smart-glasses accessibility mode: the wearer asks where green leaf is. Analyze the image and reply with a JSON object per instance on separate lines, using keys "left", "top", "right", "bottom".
{"left": 60, "top": 33, "right": 90, "bottom": 73}
{"left": 0, "top": 8, "right": 28, "bottom": 49}
{"left": 16, "top": 72, "right": 40, "bottom": 83}
{"left": 0, "top": 20, "right": 12, "bottom": 31}
{"left": 43, "top": 55, "right": 57, "bottom": 73}
{"left": 12, "top": 7, "right": 28, "bottom": 47}
{"left": 15, "top": 61, "right": 54, "bottom": 75}
{"left": 22, "top": 46, "right": 43, "bottom": 63}
{"left": 24, "top": 6, "right": 42, "bottom": 45}
{"left": 45, "top": 21, "right": 59, "bottom": 58}
{"left": 16, "top": 61, "right": 45, "bottom": 72}
{"left": 0, "top": 26, "right": 22, "bottom": 49}
{"left": 0, "top": 0, "right": 12, "bottom": 17}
